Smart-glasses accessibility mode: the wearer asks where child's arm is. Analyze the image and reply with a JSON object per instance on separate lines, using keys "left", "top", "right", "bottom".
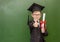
{"left": 41, "top": 13, "right": 48, "bottom": 36}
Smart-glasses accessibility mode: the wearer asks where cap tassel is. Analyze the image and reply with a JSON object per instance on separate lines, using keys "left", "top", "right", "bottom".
{"left": 27, "top": 15, "right": 29, "bottom": 25}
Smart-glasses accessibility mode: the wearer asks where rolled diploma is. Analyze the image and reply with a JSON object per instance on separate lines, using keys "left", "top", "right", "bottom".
{"left": 41, "top": 13, "right": 46, "bottom": 33}
{"left": 43, "top": 13, "right": 46, "bottom": 21}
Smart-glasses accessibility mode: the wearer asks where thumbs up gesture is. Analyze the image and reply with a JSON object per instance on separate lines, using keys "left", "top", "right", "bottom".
{"left": 33, "top": 19, "right": 39, "bottom": 27}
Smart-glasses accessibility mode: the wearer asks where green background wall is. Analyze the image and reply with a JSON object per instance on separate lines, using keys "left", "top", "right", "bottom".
{"left": 0, "top": 0, "right": 60, "bottom": 42}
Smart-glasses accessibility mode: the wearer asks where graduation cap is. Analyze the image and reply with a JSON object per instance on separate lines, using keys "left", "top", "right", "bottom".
{"left": 28, "top": 3, "right": 45, "bottom": 12}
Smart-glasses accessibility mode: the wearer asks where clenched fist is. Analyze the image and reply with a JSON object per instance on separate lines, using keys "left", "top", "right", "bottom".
{"left": 33, "top": 20, "right": 39, "bottom": 27}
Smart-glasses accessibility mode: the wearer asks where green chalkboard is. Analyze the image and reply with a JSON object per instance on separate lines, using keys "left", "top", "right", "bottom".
{"left": 0, "top": 0, "right": 60, "bottom": 42}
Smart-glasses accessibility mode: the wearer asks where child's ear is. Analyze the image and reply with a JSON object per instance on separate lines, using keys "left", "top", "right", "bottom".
{"left": 41, "top": 12, "right": 43, "bottom": 17}
{"left": 40, "top": 13, "right": 42, "bottom": 17}
{"left": 31, "top": 14, "right": 33, "bottom": 17}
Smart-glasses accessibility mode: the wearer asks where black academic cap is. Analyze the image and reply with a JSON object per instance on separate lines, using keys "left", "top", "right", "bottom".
{"left": 28, "top": 3, "right": 45, "bottom": 12}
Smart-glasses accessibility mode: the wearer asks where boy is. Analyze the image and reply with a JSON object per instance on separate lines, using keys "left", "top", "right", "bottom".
{"left": 27, "top": 3, "right": 48, "bottom": 42}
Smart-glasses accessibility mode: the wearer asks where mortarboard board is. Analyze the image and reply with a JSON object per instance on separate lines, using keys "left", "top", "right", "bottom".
{"left": 28, "top": 3, "right": 45, "bottom": 12}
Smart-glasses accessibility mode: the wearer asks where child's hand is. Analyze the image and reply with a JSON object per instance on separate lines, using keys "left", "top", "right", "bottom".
{"left": 33, "top": 21, "right": 39, "bottom": 27}
{"left": 41, "top": 23, "right": 45, "bottom": 33}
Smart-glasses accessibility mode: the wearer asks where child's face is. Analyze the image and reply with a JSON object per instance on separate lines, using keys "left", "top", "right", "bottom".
{"left": 31, "top": 11, "right": 41, "bottom": 20}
